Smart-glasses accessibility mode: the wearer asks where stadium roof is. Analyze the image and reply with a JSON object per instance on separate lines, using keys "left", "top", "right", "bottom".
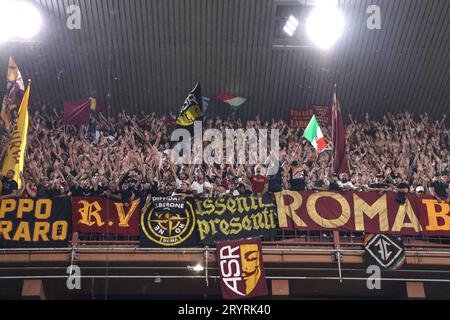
{"left": 0, "top": 0, "right": 449, "bottom": 122}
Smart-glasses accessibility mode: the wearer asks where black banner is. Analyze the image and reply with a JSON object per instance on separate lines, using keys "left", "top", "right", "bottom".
{"left": 192, "top": 195, "right": 277, "bottom": 245}
{"left": 140, "top": 196, "right": 198, "bottom": 247}
{"left": 364, "top": 234, "right": 406, "bottom": 270}
{"left": 0, "top": 197, "right": 71, "bottom": 248}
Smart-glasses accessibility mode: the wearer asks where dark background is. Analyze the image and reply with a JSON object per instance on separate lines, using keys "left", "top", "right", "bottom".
{"left": 0, "top": 0, "right": 449, "bottom": 123}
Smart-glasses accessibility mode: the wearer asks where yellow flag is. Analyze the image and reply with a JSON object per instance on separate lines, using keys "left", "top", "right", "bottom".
{"left": 1, "top": 83, "right": 30, "bottom": 188}
{"left": 89, "top": 97, "right": 97, "bottom": 111}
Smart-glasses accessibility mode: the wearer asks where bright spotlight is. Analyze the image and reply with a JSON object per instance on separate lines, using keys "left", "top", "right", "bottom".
{"left": 283, "top": 15, "right": 299, "bottom": 37}
{"left": 14, "top": 1, "right": 43, "bottom": 39}
{"left": 306, "top": 1, "right": 345, "bottom": 49}
{"left": 187, "top": 264, "right": 204, "bottom": 272}
{"left": 0, "top": 1, "right": 14, "bottom": 42}
{"left": 0, "top": 0, "right": 42, "bottom": 42}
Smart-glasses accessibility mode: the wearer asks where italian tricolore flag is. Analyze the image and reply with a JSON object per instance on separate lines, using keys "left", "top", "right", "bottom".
{"left": 215, "top": 94, "right": 247, "bottom": 109}
{"left": 303, "top": 115, "right": 327, "bottom": 152}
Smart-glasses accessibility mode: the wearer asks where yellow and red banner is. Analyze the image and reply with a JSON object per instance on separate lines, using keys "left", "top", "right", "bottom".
{"left": 274, "top": 190, "right": 450, "bottom": 236}
{"left": 71, "top": 197, "right": 141, "bottom": 235}
{"left": 216, "top": 237, "right": 268, "bottom": 299}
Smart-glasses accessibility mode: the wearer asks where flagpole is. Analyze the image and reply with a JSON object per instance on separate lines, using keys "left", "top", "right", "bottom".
{"left": 103, "top": 6, "right": 114, "bottom": 301}
{"left": 331, "top": 83, "right": 341, "bottom": 265}
{"left": 331, "top": 84, "right": 336, "bottom": 176}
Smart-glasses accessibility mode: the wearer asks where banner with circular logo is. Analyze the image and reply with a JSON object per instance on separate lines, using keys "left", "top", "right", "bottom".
{"left": 140, "top": 196, "right": 198, "bottom": 247}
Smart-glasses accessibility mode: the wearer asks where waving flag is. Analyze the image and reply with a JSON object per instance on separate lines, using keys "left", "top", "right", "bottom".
{"left": 176, "top": 83, "right": 207, "bottom": 127}
{"left": 88, "top": 97, "right": 104, "bottom": 112}
{"left": 1, "top": 82, "right": 30, "bottom": 188}
{"left": 332, "top": 86, "right": 350, "bottom": 175}
{"left": 303, "top": 115, "right": 327, "bottom": 153}
{"left": 64, "top": 98, "right": 103, "bottom": 126}
{"left": 1, "top": 57, "right": 25, "bottom": 126}
{"left": 64, "top": 100, "right": 91, "bottom": 125}
{"left": 216, "top": 93, "right": 246, "bottom": 110}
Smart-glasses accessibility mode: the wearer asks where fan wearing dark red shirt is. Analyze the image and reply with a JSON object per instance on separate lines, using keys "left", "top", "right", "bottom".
{"left": 251, "top": 165, "right": 268, "bottom": 194}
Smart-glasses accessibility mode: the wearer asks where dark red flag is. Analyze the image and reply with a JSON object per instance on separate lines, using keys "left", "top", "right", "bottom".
{"left": 216, "top": 237, "right": 268, "bottom": 300}
{"left": 332, "top": 86, "right": 350, "bottom": 176}
{"left": 63, "top": 100, "right": 91, "bottom": 125}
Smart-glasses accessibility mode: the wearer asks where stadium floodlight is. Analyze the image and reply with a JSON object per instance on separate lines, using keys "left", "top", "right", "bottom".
{"left": 283, "top": 15, "right": 299, "bottom": 37}
{"left": 0, "top": 0, "right": 42, "bottom": 43}
{"left": 306, "top": 0, "right": 345, "bottom": 49}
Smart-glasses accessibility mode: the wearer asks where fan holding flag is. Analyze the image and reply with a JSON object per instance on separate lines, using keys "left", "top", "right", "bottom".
{"left": 303, "top": 115, "right": 327, "bottom": 153}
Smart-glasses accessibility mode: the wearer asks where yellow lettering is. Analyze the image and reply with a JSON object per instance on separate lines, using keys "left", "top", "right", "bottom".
{"left": 241, "top": 216, "right": 252, "bottom": 231}
{"left": 114, "top": 199, "right": 139, "bottom": 227}
{"left": 274, "top": 190, "right": 307, "bottom": 228}
{"left": 354, "top": 194, "right": 389, "bottom": 231}
{"left": 35, "top": 199, "right": 52, "bottom": 219}
{"left": 33, "top": 222, "right": 50, "bottom": 242}
{"left": 215, "top": 198, "right": 227, "bottom": 215}
{"left": 235, "top": 197, "right": 250, "bottom": 213}
{"left": 17, "top": 199, "right": 34, "bottom": 219}
{"left": 197, "top": 220, "right": 210, "bottom": 240}
{"left": 392, "top": 199, "right": 422, "bottom": 232}
{"left": 0, "top": 199, "right": 17, "bottom": 219}
{"left": 219, "top": 220, "right": 230, "bottom": 235}
{"left": 13, "top": 221, "right": 31, "bottom": 241}
{"left": 422, "top": 199, "right": 450, "bottom": 231}
{"left": 0, "top": 221, "right": 12, "bottom": 240}
{"left": 229, "top": 217, "right": 242, "bottom": 235}
{"left": 202, "top": 199, "right": 214, "bottom": 215}
{"left": 52, "top": 221, "right": 68, "bottom": 240}
{"left": 77, "top": 200, "right": 104, "bottom": 227}
{"left": 226, "top": 197, "right": 236, "bottom": 214}
{"left": 307, "top": 192, "right": 351, "bottom": 228}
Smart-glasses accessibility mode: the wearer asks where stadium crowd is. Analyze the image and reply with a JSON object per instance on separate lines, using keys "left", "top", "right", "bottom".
{"left": 0, "top": 106, "right": 449, "bottom": 203}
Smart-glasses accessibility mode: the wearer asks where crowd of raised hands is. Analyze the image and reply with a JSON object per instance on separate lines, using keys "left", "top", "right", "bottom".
{"left": 0, "top": 105, "right": 448, "bottom": 203}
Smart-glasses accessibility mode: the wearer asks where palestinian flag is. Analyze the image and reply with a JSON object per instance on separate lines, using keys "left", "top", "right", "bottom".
{"left": 303, "top": 115, "right": 327, "bottom": 152}
{"left": 215, "top": 94, "right": 246, "bottom": 109}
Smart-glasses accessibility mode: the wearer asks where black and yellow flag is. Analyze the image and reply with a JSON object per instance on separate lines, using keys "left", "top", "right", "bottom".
{"left": 1, "top": 82, "right": 30, "bottom": 188}
{"left": 176, "top": 82, "right": 207, "bottom": 127}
